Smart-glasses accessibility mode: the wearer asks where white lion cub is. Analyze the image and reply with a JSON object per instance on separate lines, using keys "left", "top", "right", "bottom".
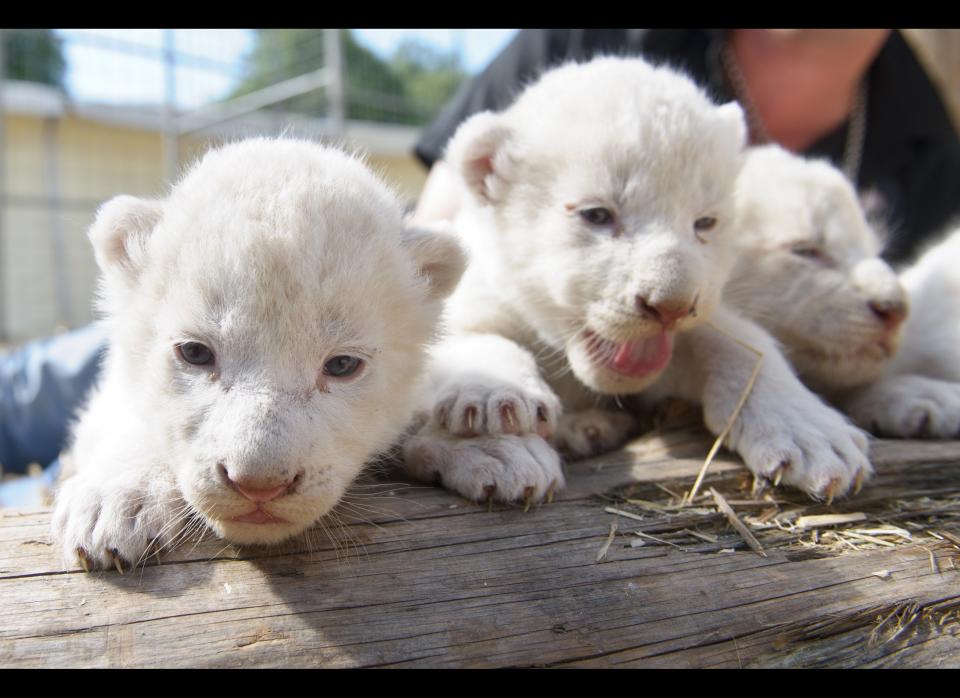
{"left": 726, "top": 145, "right": 960, "bottom": 438}
{"left": 51, "top": 138, "right": 465, "bottom": 571}
{"left": 404, "top": 58, "right": 871, "bottom": 505}
{"left": 844, "top": 228, "right": 960, "bottom": 437}
{"left": 725, "top": 145, "right": 909, "bottom": 395}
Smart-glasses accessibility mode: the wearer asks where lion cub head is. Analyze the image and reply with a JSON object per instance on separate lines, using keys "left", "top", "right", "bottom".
{"left": 446, "top": 57, "right": 748, "bottom": 395}
{"left": 725, "top": 145, "right": 907, "bottom": 393}
{"left": 89, "top": 138, "right": 465, "bottom": 545}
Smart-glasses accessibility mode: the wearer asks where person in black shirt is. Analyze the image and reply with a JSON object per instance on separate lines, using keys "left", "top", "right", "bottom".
{"left": 413, "top": 29, "right": 960, "bottom": 265}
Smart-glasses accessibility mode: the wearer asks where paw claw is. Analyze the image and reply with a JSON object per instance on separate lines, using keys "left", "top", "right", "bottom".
{"left": 108, "top": 548, "right": 127, "bottom": 575}
{"left": 772, "top": 460, "right": 789, "bottom": 487}
{"left": 76, "top": 547, "right": 91, "bottom": 573}
{"left": 465, "top": 405, "right": 478, "bottom": 434}
{"left": 523, "top": 486, "right": 536, "bottom": 513}
{"left": 853, "top": 469, "right": 866, "bottom": 495}
{"left": 535, "top": 404, "right": 554, "bottom": 438}
{"left": 823, "top": 477, "right": 842, "bottom": 505}
{"left": 546, "top": 481, "right": 557, "bottom": 504}
{"left": 501, "top": 403, "right": 519, "bottom": 434}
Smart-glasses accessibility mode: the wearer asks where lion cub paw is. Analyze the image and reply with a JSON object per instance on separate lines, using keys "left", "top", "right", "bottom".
{"left": 845, "top": 375, "right": 960, "bottom": 438}
{"left": 553, "top": 409, "right": 639, "bottom": 460}
{"left": 725, "top": 399, "right": 873, "bottom": 502}
{"left": 403, "top": 427, "right": 564, "bottom": 504}
{"left": 51, "top": 471, "right": 187, "bottom": 572}
{"left": 431, "top": 379, "right": 561, "bottom": 439}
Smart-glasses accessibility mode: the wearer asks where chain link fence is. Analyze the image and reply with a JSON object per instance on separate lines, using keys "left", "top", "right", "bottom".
{"left": 0, "top": 28, "right": 472, "bottom": 344}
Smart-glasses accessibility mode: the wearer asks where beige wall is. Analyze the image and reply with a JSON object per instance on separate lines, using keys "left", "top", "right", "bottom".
{"left": 1, "top": 112, "right": 427, "bottom": 343}
{"left": 366, "top": 154, "right": 427, "bottom": 206}
{"left": 3, "top": 114, "right": 170, "bottom": 341}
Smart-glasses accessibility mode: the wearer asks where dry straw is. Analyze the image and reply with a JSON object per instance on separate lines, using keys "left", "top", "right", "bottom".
{"left": 684, "top": 321, "right": 764, "bottom": 505}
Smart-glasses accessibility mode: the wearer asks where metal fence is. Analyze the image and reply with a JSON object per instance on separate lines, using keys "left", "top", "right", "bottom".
{"left": 0, "top": 28, "right": 469, "bottom": 344}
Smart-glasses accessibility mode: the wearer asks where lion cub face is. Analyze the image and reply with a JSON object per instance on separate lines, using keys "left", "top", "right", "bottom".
{"left": 447, "top": 58, "right": 747, "bottom": 395}
{"left": 725, "top": 145, "right": 907, "bottom": 393}
{"left": 90, "top": 139, "right": 464, "bottom": 545}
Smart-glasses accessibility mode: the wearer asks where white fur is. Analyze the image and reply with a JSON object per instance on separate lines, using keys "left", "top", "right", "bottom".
{"left": 843, "top": 227, "right": 960, "bottom": 436}
{"left": 725, "top": 145, "right": 907, "bottom": 394}
{"left": 51, "top": 138, "right": 465, "bottom": 570}
{"left": 404, "top": 58, "right": 871, "bottom": 503}
{"left": 728, "top": 145, "right": 960, "bottom": 438}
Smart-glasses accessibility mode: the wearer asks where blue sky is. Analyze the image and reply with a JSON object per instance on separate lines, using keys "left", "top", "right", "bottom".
{"left": 55, "top": 29, "right": 518, "bottom": 109}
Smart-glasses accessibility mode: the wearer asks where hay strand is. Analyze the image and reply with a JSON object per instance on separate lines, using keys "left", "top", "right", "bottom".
{"left": 711, "top": 487, "right": 767, "bottom": 558}
{"left": 595, "top": 520, "right": 618, "bottom": 563}
{"left": 684, "top": 321, "right": 764, "bottom": 505}
{"left": 796, "top": 513, "right": 867, "bottom": 529}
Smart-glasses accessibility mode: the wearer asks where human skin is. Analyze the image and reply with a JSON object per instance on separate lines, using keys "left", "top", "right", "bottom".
{"left": 729, "top": 29, "right": 891, "bottom": 151}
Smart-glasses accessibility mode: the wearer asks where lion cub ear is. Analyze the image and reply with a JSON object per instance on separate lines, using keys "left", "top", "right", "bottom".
{"left": 88, "top": 195, "right": 164, "bottom": 286}
{"left": 715, "top": 101, "right": 748, "bottom": 150}
{"left": 400, "top": 224, "right": 468, "bottom": 300}
{"left": 445, "top": 111, "right": 515, "bottom": 205}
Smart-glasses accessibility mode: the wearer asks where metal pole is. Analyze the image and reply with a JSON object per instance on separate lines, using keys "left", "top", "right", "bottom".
{"left": 162, "top": 29, "right": 178, "bottom": 185}
{"left": 453, "top": 29, "right": 466, "bottom": 67}
{"left": 0, "top": 30, "right": 7, "bottom": 342}
{"left": 324, "top": 28, "right": 345, "bottom": 140}
{"left": 44, "top": 116, "right": 72, "bottom": 329}
{"left": 175, "top": 68, "right": 331, "bottom": 136}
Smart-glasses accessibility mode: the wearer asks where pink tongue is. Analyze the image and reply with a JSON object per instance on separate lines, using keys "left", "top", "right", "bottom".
{"left": 608, "top": 333, "right": 673, "bottom": 377}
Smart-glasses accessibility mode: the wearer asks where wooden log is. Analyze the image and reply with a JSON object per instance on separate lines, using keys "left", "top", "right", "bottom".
{"left": 2, "top": 429, "right": 959, "bottom": 668}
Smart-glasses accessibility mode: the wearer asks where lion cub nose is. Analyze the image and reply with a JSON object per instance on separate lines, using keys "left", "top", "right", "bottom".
{"left": 636, "top": 295, "right": 695, "bottom": 328}
{"left": 869, "top": 299, "right": 907, "bottom": 331}
{"left": 219, "top": 465, "right": 302, "bottom": 502}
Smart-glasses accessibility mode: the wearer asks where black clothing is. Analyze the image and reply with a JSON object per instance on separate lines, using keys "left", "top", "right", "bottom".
{"left": 414, "top": 29, "right": 960, "bottom": 264}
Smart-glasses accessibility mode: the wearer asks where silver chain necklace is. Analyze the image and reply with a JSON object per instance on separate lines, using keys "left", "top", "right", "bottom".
{"left": 720, "top": 41, "right": 868, "bottom": 186}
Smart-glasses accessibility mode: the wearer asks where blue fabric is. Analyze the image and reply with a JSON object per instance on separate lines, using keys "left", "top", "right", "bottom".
{"left": 0, "top": 457, "right": 62, "bottom": 508}
{"left": 0, "top": 324, "right": 107, "bottom": 475}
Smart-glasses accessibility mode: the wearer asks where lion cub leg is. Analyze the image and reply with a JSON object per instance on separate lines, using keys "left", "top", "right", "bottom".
{"left": 405, "top": 333, "right": 565, "bottom": 504}
{"left": 842, "top": 374, "right": 960, "bottom": 438}
{"left": 51, "top": 417, "right": 188, "bottom": 572}
{"left": 403, "top": 427, "right": 564, "bottom": 505}
{"left": 677, "top": 306, "right": 873, "bottom": 500}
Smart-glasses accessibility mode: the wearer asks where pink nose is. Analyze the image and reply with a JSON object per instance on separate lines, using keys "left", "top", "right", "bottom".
{"left": 869, "top": 299, "right": 907, "bottom": 331}
{"left": 219, "top": 465, "right": 301, "bottom": 502}
{"left": 636, "top": 295, "right": 696, "bottom": 328}
{"left": 233, "top": 482, "right": 291, "bottom": 503}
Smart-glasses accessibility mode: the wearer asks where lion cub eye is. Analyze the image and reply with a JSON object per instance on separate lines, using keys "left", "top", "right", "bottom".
{"left": 323, "top": 355, "right": 364, "bottom": 378}
{"left": 693, "top": 216, "right": 717, "bottom": 243}
{"left": 578, "top": 207, "right": 615, "bottom": 226}
{"left": 791, "top": 242, "right": 827, "bottom": 261}
{"left": 176, "top": 341, "right": 215, "bottom": 366}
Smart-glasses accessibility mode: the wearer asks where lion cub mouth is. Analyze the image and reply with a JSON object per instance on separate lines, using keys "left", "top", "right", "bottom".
{"left": 229, "top": 507, "right": 290, "bottom": 525}
{"left": 582, "top": 329, "right": 674, "bottom": 378}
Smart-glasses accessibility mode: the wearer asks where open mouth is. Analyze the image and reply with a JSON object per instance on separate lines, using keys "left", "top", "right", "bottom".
{"left": 582, "top": 329, "right": 673, "bottom": 378}
{"left": 230, "top": 508, "right": 290, "bottom": 525}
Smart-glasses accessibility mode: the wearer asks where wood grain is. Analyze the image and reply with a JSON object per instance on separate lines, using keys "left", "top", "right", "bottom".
{"left": 2, "top": 428, "right": 959, "bottom": 668}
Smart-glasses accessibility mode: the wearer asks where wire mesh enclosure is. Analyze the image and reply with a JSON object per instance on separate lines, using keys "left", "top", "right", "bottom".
{"left": 0, "top": 28, "right": 474, "bottom": 343}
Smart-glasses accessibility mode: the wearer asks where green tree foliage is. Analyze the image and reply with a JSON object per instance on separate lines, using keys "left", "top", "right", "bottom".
{"left": 390, "top": 39, "right": 466, "bottom": 120}
{"left": 3, "top": 29, "right": 66, "bottom": 90}
{"left": 232, "top": 30, "right": 466, "bottom": 125}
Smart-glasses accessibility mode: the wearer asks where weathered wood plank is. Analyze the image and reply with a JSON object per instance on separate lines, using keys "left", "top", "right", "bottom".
{"left": 2, "top": 431, "right": 959, "bottom": 667}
